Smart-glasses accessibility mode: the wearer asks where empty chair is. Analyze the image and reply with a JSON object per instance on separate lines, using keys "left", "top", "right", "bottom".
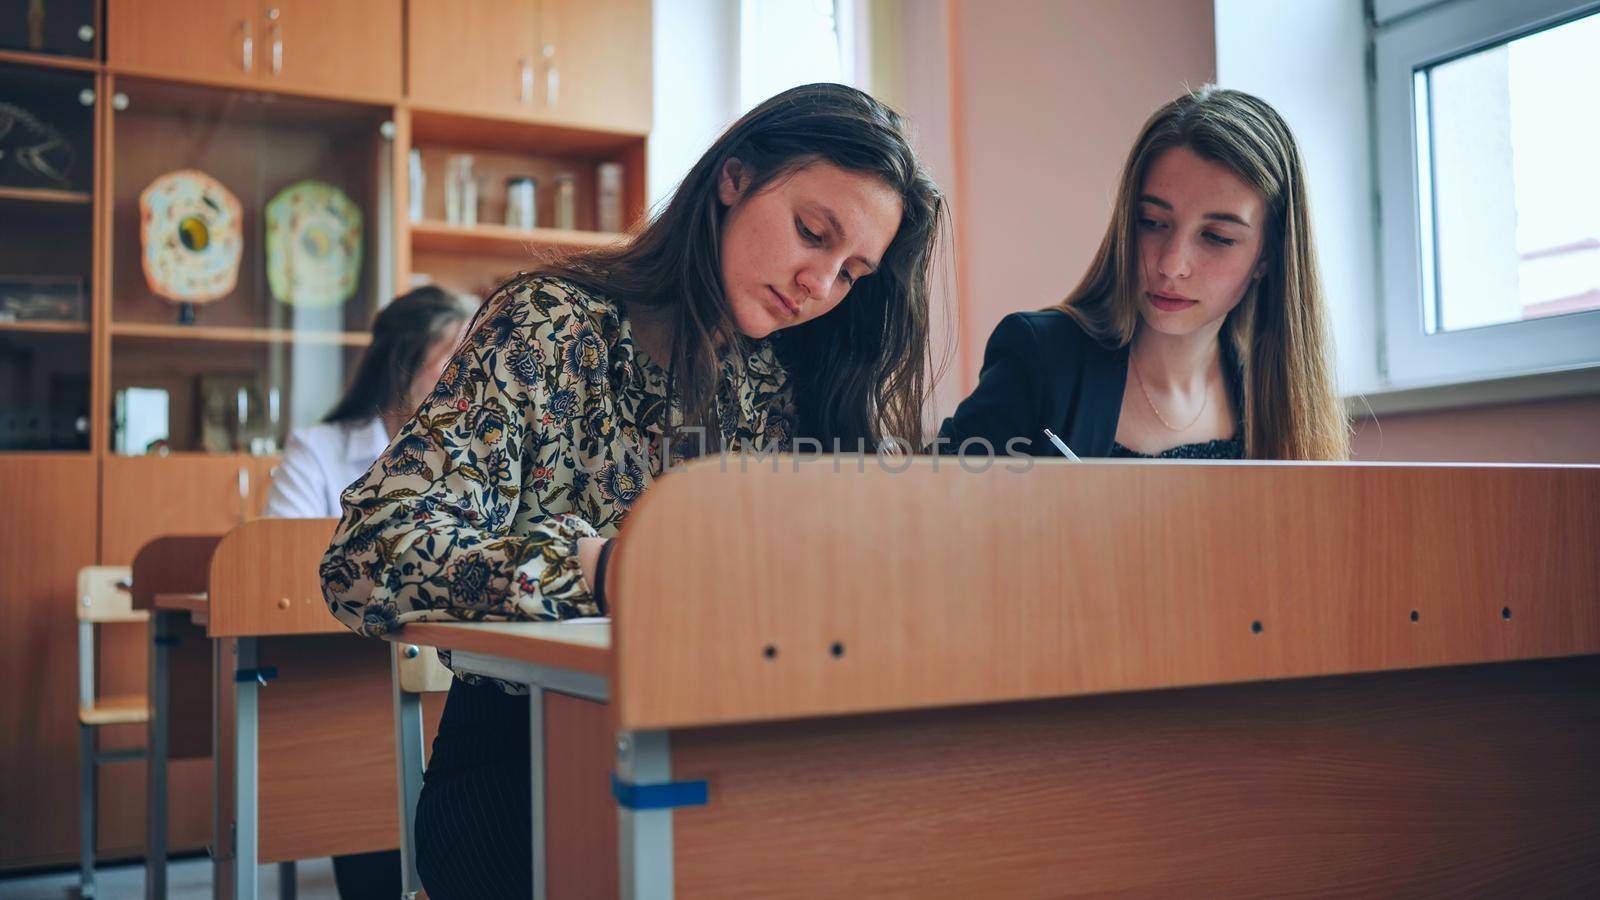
{"left": 76, "top": 565, "right": 148, "bottom": 899}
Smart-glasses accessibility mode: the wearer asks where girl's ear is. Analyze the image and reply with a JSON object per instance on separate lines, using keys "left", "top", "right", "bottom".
{"left": 718, "top": 158, "right": 751, "bottom": 207}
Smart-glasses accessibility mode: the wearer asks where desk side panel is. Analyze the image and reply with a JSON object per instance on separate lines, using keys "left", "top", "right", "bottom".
{"left": 547, "top": 693, "right": 619, "bottom": 900}
{"left": 253, "top": 634, "right": 444, "bottom": 863}
{"left": 208, "top": 518, "right": 341, "bottom": 637}
{"left": 668, "top": 655, "right": 1600, "bottom": 897}
{"left": 614, "top": 462, "right": 1600, "bottom": 729}
{"left": 129, "top": 535, "right": 221, "bottom": 612}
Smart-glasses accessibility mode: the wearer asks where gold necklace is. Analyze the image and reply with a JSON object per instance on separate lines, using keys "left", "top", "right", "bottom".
{"left": 1130, "top": 355, "right": 1208, "bottom": 432}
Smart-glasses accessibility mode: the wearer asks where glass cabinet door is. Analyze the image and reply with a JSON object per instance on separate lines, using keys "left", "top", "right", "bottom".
{"left": 0, "top": 61, "right": 95, "bottom": 451}
{"left": 107, "top": 77, "right": 393, "bottom": 455}
{"left": 0, "top": 0, "right": 98, "bottom": 59}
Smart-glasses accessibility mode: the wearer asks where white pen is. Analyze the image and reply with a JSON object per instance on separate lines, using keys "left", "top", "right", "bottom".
{"left": 1042, "top": 428, "right": 1081, "bottom": 461}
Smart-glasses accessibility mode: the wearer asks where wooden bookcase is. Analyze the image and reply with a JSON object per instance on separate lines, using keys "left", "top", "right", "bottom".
{"left": 0, "top": 0, "right": 651, "bottom": 872}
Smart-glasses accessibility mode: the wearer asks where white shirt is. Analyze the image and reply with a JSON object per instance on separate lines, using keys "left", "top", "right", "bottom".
{"left": 264, "top": 418, "right": 392, "bottom": 519}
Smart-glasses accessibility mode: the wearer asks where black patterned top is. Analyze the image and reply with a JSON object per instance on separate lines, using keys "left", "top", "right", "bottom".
{"left": 1109, "top": 434, "right": 1243, "bottom": 459}
{"left": 320, "top": 275, "right": 795, "bottom": 681}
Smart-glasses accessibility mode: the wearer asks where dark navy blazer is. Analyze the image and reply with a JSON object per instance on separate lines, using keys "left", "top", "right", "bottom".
{"left": 934, "top": 310, "right": 1242, "bottom": 458}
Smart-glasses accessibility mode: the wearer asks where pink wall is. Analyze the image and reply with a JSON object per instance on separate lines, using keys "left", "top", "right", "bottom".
{"left": 893, "top": 1, "right": 964, "bottom": 434}
{"left": 1352, "top": 394, "right": 1600, "bottom": 463}
{"left": 916, "top": 1, "right": 1594, "bottom": 465}
{"left": 948, "top": 0, "right": 1216, "bottom": 394}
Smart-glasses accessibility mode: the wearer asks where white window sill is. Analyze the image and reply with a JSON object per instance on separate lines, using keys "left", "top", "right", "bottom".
{"left": 1346, "top": 363, "right": 1600, "bottom": 417}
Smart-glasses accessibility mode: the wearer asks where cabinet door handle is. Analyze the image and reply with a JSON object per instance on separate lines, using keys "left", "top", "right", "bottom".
{"left": 268, "top": 8, "right": 282, "bottom": 76}
{"left": 542, "top": 44, "right": 559, "bottom": 107}
{"left": 238, "top": 467, "right": 251, "bottom": 522}
{"left": 241, "top": 19, "right": 253, "bottom": 73}
{"left": 520, "top": 57, "right": 533, "bottom": 105}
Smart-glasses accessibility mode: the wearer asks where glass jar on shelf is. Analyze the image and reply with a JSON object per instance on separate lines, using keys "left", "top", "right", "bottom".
{"left": 553, "top": 173, "right": 577, "bottom": 231}
{"left": 504, "top": 176, "right": 537, "bottom": 230}
{"left": 445, "top": 154, "right": 479, "bottom": 227}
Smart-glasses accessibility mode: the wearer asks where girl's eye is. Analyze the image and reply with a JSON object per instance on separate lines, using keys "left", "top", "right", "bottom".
{"left": 1137, "top": 216, "right": 1164, "bottom": 230}
{"left": 796, "top": 218, "right": 821, "bottom": 244}
{"left": 839, "top": 269, "right": 856, "bottom": 287}
{"left": 1204, "top": 231, "right": 1237, "bottom": 247}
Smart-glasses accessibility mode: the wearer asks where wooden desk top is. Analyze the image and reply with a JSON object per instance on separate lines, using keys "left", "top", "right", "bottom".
{"left": 389, "top": 621, "right": 612, "bottom": 676}
{"left": 153, "top": 591, "right": 209, "bottom": 626}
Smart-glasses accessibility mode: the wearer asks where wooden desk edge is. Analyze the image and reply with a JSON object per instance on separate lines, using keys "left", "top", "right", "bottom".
{"left": 615, "top": 647, "right": 1600, "bottom": 732}
{"left": 383, "top": 622, "right": 613, "bottom": 676}
{"left": 153, "top": 591, "right": 210, "bottom": 626}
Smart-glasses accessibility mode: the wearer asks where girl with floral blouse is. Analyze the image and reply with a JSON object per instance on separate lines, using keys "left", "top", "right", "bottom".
{"left": 320, "top": 83, "right": 945, "bottom": 899}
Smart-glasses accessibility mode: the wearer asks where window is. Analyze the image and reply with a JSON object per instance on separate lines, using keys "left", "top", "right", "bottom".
{"left": 739, "top": 0, "right": 857, "bottom": 113}
{"left": 1374, "top": 0, "right": 1600, "bottom": 386}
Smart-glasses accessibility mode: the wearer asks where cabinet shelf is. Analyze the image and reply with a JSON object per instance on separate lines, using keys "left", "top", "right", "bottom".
{"left": 0, "top": 320, "right": 89, "bottom": 335}
{"left": 111, "top": 322, "right": 372, "bottom": 346}
{"left": 0, "top": 49, "right": 98, "bottom": 73}
{"left": 0, "top": 186, "right": 93, "bottom": 206}
{"left": 410, "top": 220, "right": 625, "bottom": 257}
{"left": 409, "top": 104, "right": 646, "bottom": 154}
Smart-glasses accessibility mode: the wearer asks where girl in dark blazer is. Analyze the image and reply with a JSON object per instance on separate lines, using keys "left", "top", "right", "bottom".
{"left": 938, "top": 87, "right": 1348, "bottom": 462}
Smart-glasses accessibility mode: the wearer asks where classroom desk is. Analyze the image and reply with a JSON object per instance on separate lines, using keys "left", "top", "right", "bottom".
{"left": 134, "top": 521, "right": 437, "bottom": 900}
{"left": 386, "top": 621, "right": 612, "bottom": 900}
{"left": 392, "top": 459, "right": 1600, "bottom": 899}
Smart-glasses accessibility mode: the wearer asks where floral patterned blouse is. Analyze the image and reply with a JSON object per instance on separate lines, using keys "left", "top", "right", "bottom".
{"left": 321, "top": 274, "right": 795, "bottom": 684}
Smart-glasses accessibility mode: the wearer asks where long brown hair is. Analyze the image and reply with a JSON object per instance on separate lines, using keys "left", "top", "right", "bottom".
{"left": 536, "top": 83, "right": 944, "bottom": 448}
{"left": 1056, "top": 86, "right": 1348, "bottom": 460}
{"left": 325, "top": 286, "right": 470, "bottom": 425}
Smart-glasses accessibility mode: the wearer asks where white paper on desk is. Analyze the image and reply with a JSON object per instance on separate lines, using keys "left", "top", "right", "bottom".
{"left": 564, "top": 616, "right": 611, "bottom": 624}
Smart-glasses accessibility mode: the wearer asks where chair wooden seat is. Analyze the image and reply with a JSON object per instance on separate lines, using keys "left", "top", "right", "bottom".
{"left": 91, "top": 609, "right": 150, "bottom": 624}
{"left": 79, "top": 693, "right": 150, "bottom": 726}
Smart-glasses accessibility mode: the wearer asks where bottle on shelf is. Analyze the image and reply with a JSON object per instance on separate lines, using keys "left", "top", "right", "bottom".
{"left": 408, "top": 148, "right": 426, "bottom": 222}
{"left": 554, "top": 173, "right": 576, "bottom": 231}
{"left": 445, "top": 154, "right": 479, "bottom": 226}
{"left": 505, "top": 176, "right": 537, "bottom": 230}
{"left": 597, "top": 163, "right": 624, "bottom": 233}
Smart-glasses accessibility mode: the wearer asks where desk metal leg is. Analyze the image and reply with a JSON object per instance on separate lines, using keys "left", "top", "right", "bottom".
{"left": 80, "top": 722, "right": 96, "bottom": 899}
{"left": 440, "top": 651, "right": 608, "bottom": 899}
{"left": 392, "top": 648, "right": 428, "bottom": 900}
{"left": 234, "top": 636, "right": 260, "bottom": 900}
{"left": 529, "top": 686, "right": 547, "bottom": 900}
{"left": 617, "top": 730, "right": 673, "bottom": 900}
{"left": 145, "top": 610, "right": 173, "bottom": 900}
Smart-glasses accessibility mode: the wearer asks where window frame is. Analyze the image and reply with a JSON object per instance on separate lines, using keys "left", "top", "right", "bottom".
{"left": 1373, "top": 0, "right": 1600, "bottom": 388}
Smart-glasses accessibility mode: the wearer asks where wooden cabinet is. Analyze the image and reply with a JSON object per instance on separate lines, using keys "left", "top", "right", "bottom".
{"left": 101, "top": 455, "right": 267, "bottom": 564}
{"left": 107, "top": 0, "right": 401, "bottom": 100}
{"left": 408, "top": 0, "right": 652, "bottom": 133}
{"left": 408, "top": 0, "right": 538, "bottom": 119}
{"left": 106, "top": 0, "right": 258, "bottom": 85}
{"left": 3, "top": 0, "right": 650, "bottom": 871}
{"left": 541, "top": 0, "right": 652, "bottom": 133}
{"left": 259, "top": 0, "right": 402, "bottom": 99}
{"left": 0, "top": 456, "right": 97, "bottom": 870}
{"left": 0, "top": 65, "right": 95, "bottom": 453}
